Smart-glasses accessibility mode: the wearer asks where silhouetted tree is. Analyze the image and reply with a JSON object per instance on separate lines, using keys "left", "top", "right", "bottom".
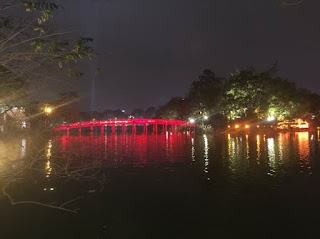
{"left": 131, "top": 108, "right": 144, "bottom": 118}
{"left": 156, "top": 97, "right": 190, "bottom": 120}
{"left": 144, "top": 107, "right": 156, "bottom": 118}
{"left": 187, "top": 69, "right": 225, "bottom": 117}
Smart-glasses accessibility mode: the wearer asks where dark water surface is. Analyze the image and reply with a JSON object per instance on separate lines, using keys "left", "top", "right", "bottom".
{"left": 1, "top": 130, "right": 320, "bottom": 238}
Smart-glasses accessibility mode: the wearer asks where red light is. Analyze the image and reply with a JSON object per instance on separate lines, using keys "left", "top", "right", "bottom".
{"left": 54, "top": 119, "right": 192, "bottom": 131}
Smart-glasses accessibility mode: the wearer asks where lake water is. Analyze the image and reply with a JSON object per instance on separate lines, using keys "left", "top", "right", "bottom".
{"left": 1, "top": 130, "right": 320, "bottom": 238}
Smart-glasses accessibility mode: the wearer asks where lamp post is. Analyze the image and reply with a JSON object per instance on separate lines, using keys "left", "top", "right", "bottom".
{"left": 44, "top": 105, "right": 53, "bottom": 126}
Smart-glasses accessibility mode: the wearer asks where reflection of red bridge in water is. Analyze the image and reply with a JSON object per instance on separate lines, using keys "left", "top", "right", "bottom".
{"left": 54, "top": 119, "right": 195, "bottom": 136}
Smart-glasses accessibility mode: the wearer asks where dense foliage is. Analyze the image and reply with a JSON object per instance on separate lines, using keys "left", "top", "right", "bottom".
{"left": 157, "top": 67, "right": 320, "bottom": 126}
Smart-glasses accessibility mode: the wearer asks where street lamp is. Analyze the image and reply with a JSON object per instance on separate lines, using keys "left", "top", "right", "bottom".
{"left": 189, "top": 118, "right": 195, "bottom": 124}
{"left": 44, "top": 106, "right": 53, "bottom": 115}
{"left": 43, "top": 105, "right": 53, "bottom": 126}
{"left": 203, "top": 115, "right": 209, "bottom": 120}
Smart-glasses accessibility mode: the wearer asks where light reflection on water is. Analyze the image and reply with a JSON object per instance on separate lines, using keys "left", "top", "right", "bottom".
{"left": 203, "top": 134, "right": 209, "bottom": 180}
{"left": 0, "top": 131, "right": 319, "bottom": 187}
{"left": 1, "top": 131, "right": 320, "bottom": 238}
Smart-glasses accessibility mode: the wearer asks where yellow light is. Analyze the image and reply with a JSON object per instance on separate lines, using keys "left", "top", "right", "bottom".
{"left": 296, "top": 119, "right": 309, "bottom": 129}
{"left": 257, "top": 125, "right": 260, "bottom": 128}
{"left": 245, "top": 124, "right": 250, "bottom": 129}
{"left": 235, "top": 124, "right": 240, "bottom": 129}
{"left": 228, "top": 125, "right": 231, "bottom": 128}
{"left": 44, "top": 107, "right": 53, "bottom": 114}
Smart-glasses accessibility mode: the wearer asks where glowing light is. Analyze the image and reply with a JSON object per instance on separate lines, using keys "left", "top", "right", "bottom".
{"left": 257, "top": 135, "right": 261, "bottom": 161}
{"left": 245, "top": 134, "right": 249, "bottom": 160}
{"left": 55, "top": 119, "right": 188, "bottom": 130}
{"left": 267, "top": 138, "right": 275, "bottom": 170}
{"left": 191, "top": 138, "right": 195, "bottom": 162}
{"left": 257, "top": 125, "right": 260, "bottom": 128}
{"left": 21, "top": 121, "right": 27, "bottom": 128}
{"left": 296, "top": 132, "right": 310, "bottom": 164}
{"left": 44, "top": 106, "right": 53, "bottom": 114}
{"left": 227, "top": 134, "right": 232, "bottom": 157}
{"left": 203, "top": 115, "right": 209, "bottom": 120}
{"left": 267, "top": 116, "right": 275, "bottom": 122}
{"left": 277, "top": 119, "right": 309, "bottom": 130}
{"left": 278, "top": 133, "right": 283, "bottom": 161}
{"left": 235, "top": 124, "right": 240, "bottom": 129}
{"left": 296, "top": 119, "right": 309, "bottom": 129}
{"left": 189, "top": 118, "right": 195, "bottom": 124}
{"left": 203, "top": 134, "right": 209, "bottom": 175}
{"left": 228, "top": 125, "right": 231, "bottom": 128}
{"left": 245, "top": 124, "right": 250, "bottom": 129}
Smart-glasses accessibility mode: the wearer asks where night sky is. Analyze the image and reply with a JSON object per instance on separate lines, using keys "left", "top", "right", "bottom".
{"left": 59, "top": 0, "right": 320, "bottom": 112}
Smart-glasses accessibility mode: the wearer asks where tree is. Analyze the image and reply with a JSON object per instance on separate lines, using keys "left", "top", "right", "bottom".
{"left": 0, "top": 1, "right": 104, "bottom": 215}
{"left": 187, "top": 69, "right": 225, "bottom": 117}
{"left": 223, "top": 68, "right": 271, "bottom": 120}
{"left": 222, "top": 67, "right": 306, "bottom": 121}
{"left": 295, "top": 89, "right": 320, "bottom": 119}
{"left": 0, "top": 1, "right": 96, "bottom": 116}
{"left": 156, "top": 97, "right": 190, "bottom": 120}
{"left": 144, "top": 106, "right": 156, "bottom": 118}
{"left": 131, "top": 108, "right": 145, "bottom": 118}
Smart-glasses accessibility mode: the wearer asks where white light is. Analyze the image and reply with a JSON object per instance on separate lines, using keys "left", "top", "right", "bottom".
{"left": 121, "top": 109, "right": 125, "bottom": 113}
{"left": 203, "top": 115, "right": 209, "bottom": 120}
{"left": 189, "top": 118, "right": 195, "bottom": 124}
{"left": 21, "top": 121, "right": 27, "bottom": 128}
{"left": 267, "top": 116, "right": 276, "bottom": 122}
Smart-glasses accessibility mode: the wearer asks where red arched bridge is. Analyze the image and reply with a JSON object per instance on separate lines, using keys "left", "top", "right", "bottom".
{"left": 53, "top": 119, "right": 195, "bottom": 136}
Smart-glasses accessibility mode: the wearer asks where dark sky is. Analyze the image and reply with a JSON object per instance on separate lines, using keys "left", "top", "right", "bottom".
{"left": 59, "top": 0, "right": 320, "bottom": 112}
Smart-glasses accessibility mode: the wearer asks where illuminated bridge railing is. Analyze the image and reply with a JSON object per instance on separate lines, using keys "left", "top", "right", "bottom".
{"left": 53, "top": 119, "right": 195, "bottom": 135}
